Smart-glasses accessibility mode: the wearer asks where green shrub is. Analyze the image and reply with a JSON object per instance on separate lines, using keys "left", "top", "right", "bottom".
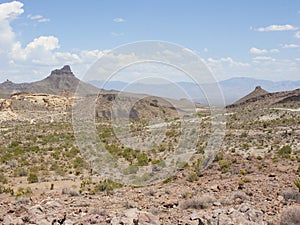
{"left": 123, "top": 165, "right": 139, "bottom": 175}
{"left": 73, "top": 156, "right": 86, "bottom": 168}
{"left": 187, "top": 172, "right": 199, "bottom": 182}
{"left": 27, "top": 173, "right": 38, "bottom": 183}
{"left": 294, "top": 179, "right": 300, "bottom": 192}
{"left": 278, "top": 145, "right": 292, "bottom": 158}
{"left": 15, "top": 187, "right": 32, "bottom": 198}
{"left": 94, "top": 179, "right": 122, "bottom": 193}
{"left": 163, "top": 176, "right": 174, "bottom": 184}
{"left": 0, "top": 173, "right": 8, "bottom": 184}
{"left": 0, "top": 184, "right": 14, "bottom": 195}
{"left": 240, "top": 169, "right": 247, "bottom": 176}
{"left": 213, "top": 152, "right": 223, "bottom": 162}
{"left": 136, "top": 153, "right": 149, "bottom": 166}
{"left": 219, "top": 160, "right": 231, "bottom": 173}
{"left": 257, "top": 155, "right": 263, "bottom": 160}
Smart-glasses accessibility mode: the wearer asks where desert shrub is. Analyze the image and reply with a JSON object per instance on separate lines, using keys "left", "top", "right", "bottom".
{"left": 240, "top": 169, "right": 247, "bottom": 176}
{"left": 62, "top": 187, "right": 79, "bottom": 196}
{"left": 136, "top": 153, "right": 149, "bottom": 166}
{"left": 257, "top": 155, "right": 263, "bottom": 160}
{"left": 186, "top": 172, "right": 199, "bottom": 182}
{"left": 0, "top": 184, "right": 14, "bottom": 195}
{"left": 152, "top": 159, "right": 166, "bottom": 167}
{"left": 177, "top": 161, "right": 189, "bottom": 169}
{"left": 0, "top": 173, "right": 8, "bottom": 184}
{"left": 73, "top": 156, "right": 86, "bottom": 168}
{"left": 49, "top": 163, "right": 65, "bottom": 176}
{"left": 219, "top": 160, "right": 231, "bottom": 173}
{"left": 15, "top": 187, "right": 32, "bottom": 198}
{"left": 282, "top": 190, "right": 300, "bottom": 203}
{"left": 280, "top": 206, "right": 300, "bottom": 225}
{"left": 294, "top": 179, "right": 300, "bottom": 192}
{"left": 180, "top": 195, "right": 215, "bottom": 209}
{"left": 63, "top": 147, "right": 79, "bottom": 158}
{"left": 243, "top": 143, "right": 250, "bottom": 150}
{"left": 278, "top": 145, "right": 292, "bottom": 158}
{"left": 240, "top": 132, "right": 247, "bottom": 137}
{"left": 162, "top": 176, "right": 174, "bottom": 184}
{"left": 232, "top": 191, "right": 249, "bottom": 201}
{"left": 94, "top": 179, "right": 123, "bottom": 193}
{"left": 27, "top": 173, "right": 38, "bottom": 183}
{"left": 213, "top": 152, "right": 224, "bottom": 162}
{"left": 123, "top": 165, "right": 139, "bottom": 175}
{"left": 10, "top": 141, "right": 19, "bottom": 148}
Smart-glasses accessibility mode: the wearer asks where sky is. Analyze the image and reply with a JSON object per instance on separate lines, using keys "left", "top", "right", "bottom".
{"left": 0, "top": 0, "right": 300, "bottom": 83}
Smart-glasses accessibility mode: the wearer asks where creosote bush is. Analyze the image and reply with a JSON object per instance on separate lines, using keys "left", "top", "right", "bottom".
{"left": 180, "top": 195, "right": 215, "bottom": 209}
{"left": 27, "top": 173, "right": 38, "bottom": 183}
{"left": 278, "top": 145, "right": 292, "bottom": 158}
{"left": 186, "top": 172, "right": 199, "bottom": 182}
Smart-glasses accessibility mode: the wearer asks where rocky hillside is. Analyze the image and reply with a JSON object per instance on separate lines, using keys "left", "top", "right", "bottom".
{"left": 94, "top": 91, "right": 187, "bottom": 120}
{"left": 0, "top": 65, "right": 99, "bottom": 98}
{"left": 227, "top": 86, "right": 300, "bottom": 109}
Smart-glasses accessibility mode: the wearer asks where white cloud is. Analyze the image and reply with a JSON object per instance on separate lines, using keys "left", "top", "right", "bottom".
{"left": 207, "top": 57, "right": 249, "bottom": 67}
{"left": 270, "top": 49, "right": 279, "bottom": 53}
{"left": 11, "top": 36, "right": 54, "bottom": 61}
{"left": 0, "top": 1, "right": 24, "bottom": 20}
{"left": 113, "top": 17, "right": 125, "bottom": 23}
{"left": 295, "top": 31, "right": 300, "bottom": 39}
{"left": 252, "top": 56, "right": 274, "bottom": 61}
{"left": 256, "top": 24, "right": 298, "bottom": 32}
{"left": 249, "top": 47, "right": 267, "bottom": 54}
{"left": 281, "top": 44, "right": 300, "bottom": 48}
{"left": 0, "top": 1, "right": 24, "bottom": 50}
{"left": 249, "top": 47, "right": 279, "bottom": 55}
{"left": 27, "top": 14, "right": 50, "bottom": 23}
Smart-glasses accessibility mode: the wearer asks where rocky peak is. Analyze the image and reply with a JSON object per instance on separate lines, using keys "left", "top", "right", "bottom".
{"left": 255, "top": 86, "right": 262, "bottom": 90}
{"left": 232, "top": 85, "right": 269, "bottom": 105}
{"left": 50, "top": 65, "right": 74, "bottom": 77}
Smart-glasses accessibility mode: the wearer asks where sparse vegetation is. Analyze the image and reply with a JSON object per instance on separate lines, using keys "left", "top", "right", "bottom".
{"left": 294, "top": 179, "right": 300, "bottom": 192}
{"left": 180, "top": 195, "right": 215, "bottom": 209}
{"left": 186, "top": 172, "right": 199, "bottom": 182}
{"left": 27, "top": 173, "right": 38, "bottom": 183}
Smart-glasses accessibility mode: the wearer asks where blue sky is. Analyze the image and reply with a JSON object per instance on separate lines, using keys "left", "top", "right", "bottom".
{"left": 0, "top": 0, "right": 300, "bottom": 82}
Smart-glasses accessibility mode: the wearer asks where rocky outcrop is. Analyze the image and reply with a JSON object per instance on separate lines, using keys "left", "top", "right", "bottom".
{"left": 49, "top": 65, "right": 74, "bottom": 77}
{"left": 0, "top": 98, "right": 16, "bottom": 121}
{"left": 111, "top": 208, "right": 160, "bottom": 225}
{"left": 11, "top": 92, "right": 72, "bottom": 111}
{"left": 187, "top": 203, "right": 266, "bottom": 225}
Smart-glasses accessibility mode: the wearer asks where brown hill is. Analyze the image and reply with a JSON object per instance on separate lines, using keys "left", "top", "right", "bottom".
{"left": 227, "top": 86, "right": 300, "bottom": 109}
{"left": 234, "top": 86, "right": 269, "bottom": 105}
{"left": 0, "top": 65, "right": 99, "bottom": 98}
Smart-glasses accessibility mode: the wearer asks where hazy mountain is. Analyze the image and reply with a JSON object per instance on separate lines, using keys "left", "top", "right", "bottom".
{"left": 0, "top": 65, "right": 99, "bottom": 98}
{"left": 88, "top": 77, "right": 300, "bottom": 105}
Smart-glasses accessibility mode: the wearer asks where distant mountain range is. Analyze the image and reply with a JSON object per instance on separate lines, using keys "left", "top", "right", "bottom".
{"left": 88, "top": 78, "right": 300, "bottom": 104}
{"left": 0, "top": 66, "right": 299, "bottom": 106}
